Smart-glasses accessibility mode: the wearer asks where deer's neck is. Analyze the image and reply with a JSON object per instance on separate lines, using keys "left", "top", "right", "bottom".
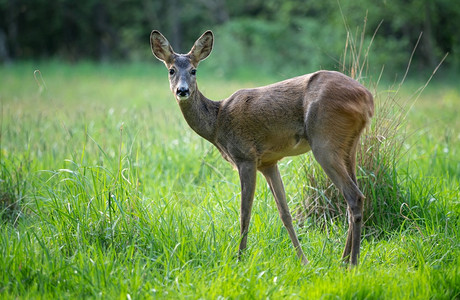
{"left": 178, "top": 89, "right": 220, "bottom": 143}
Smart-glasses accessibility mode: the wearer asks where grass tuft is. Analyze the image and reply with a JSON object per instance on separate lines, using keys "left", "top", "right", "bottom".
{"left": 297, "top": 19, "right": 449, "bottom": 235}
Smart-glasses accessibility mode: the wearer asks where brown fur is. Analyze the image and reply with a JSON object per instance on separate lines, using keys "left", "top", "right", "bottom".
{"left": 150, "top": 30, "right": 374, "bottom": 266}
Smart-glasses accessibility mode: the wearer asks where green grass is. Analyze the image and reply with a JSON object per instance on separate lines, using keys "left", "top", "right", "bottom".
{"left": 1, "top": 61, "right": 459, "bottom": 299}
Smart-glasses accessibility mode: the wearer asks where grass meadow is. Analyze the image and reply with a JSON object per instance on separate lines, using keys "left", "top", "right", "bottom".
{"left": 1, "top": 61, "right": 459, "bottom": 299}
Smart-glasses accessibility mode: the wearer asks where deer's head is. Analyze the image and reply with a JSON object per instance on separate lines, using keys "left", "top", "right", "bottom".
{"left": 150, "top": 30, "right": 214, "bottom": 102}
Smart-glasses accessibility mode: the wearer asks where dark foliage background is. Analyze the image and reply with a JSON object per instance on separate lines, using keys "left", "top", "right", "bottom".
{"left": 1, "top": 0, "right": 458, "bottom": 74}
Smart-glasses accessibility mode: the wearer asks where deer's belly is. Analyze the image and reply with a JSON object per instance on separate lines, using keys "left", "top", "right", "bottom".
{"left": 258, "top": 136, "right": 311, "bottom": 166}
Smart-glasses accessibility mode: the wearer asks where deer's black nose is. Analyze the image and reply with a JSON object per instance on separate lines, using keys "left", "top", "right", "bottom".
{"left": 177, "top": 87, "right": 189, "bottom": 97}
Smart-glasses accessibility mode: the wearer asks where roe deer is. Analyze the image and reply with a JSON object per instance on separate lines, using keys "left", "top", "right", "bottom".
{"left": 150, "top": 30, "right": 374, "bottom": 265}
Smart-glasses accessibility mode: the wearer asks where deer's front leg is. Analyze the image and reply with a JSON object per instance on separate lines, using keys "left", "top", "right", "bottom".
{"left": 260, "top": 164, "right": 308, "bottom": 265}
{"left": 237, "top": 161, "right": 257, "bottom": 259}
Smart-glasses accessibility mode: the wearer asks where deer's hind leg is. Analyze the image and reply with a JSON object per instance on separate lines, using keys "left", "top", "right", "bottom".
{"left": 340, "top": 136, "right": 362, "bottom": 264}
{"left": 312, "top": 140, "right": 364, "bottom": 265}
{"left": 307, "top": 113, "right": 366, "bottom": 265}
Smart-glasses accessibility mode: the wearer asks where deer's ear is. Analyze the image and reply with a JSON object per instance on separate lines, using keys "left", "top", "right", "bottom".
{"left": 189, "top": 30, "right": 213, "bottom": 66}
{"left": 150, "top": 30, "right": 175, "bottom": 65}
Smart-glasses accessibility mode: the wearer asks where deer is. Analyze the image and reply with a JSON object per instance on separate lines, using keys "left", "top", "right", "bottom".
{"left": 150, "top": 30, "right": 374, "bottom": 266}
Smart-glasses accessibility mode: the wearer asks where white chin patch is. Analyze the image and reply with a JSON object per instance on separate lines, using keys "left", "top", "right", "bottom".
{"left": 176, "top": 95, "right": 189, "bottom": 101}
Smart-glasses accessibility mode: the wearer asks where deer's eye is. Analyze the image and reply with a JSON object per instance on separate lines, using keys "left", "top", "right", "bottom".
{"left": 169, "top": 69, "right": 175, "bottom": 75}
{"left": 190, "top": 69, "right": 196, "bottom": 75}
